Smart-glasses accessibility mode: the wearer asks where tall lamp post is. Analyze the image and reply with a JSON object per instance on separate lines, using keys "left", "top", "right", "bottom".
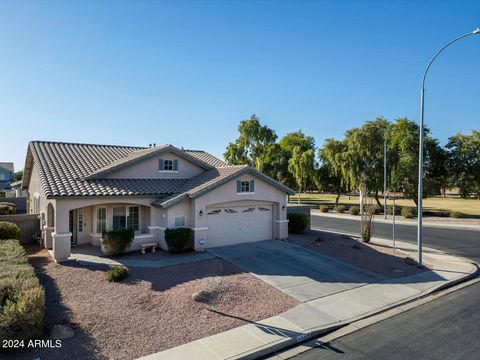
{"left": 417, "top": 28, "right": 480, "bottom": 266}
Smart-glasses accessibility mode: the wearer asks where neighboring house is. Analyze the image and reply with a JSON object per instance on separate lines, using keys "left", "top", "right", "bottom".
{"left": 21, "top": 141, "right": 293, "bottom": 262}
{"left": 0, "top": 162, "right": 14, "bottom": 190}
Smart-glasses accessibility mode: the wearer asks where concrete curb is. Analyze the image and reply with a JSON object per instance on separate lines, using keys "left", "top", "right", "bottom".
{"left": 311, "top": 209, "right": 480, "bottom": 231}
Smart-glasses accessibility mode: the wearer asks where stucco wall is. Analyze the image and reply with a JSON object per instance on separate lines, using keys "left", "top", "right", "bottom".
{"left": 167, "top": 200, "right": 193, "bottom": 228}
{"left": 27, "top": 162, "right": 47, "bottom": 215}
{"left": 107, "top": 152, "right": 204, "bottom": 179}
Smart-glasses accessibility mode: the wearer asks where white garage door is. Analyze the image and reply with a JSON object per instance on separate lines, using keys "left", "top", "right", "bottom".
{"left": 206, "top": 204, "right": 273, "bottom": 247}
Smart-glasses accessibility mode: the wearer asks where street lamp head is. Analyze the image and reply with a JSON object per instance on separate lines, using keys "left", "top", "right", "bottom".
{"left": 473, "top": 28, "right": 480, "bottom": 34}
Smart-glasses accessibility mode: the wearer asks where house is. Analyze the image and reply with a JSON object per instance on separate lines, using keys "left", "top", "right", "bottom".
{"left": 21, "top": 141, "right": 294, "bottom": 262}
{"left": 0, "top": 162, "right": 14, "bottom": 190}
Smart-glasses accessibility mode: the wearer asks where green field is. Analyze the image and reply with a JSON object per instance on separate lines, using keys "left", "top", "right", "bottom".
{"left": 289, "top": 193, "right": 480, "bottom": 217}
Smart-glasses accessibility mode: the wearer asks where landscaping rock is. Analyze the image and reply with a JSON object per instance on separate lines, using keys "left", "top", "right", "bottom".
{"left": 192, "top": 290, "right": 214, "bottom": 303}
{"left": 50, "top": 324, "right": 74, "bottom": 340}
{"left": 404, "top": 257, "right": 416, "bottom": 266}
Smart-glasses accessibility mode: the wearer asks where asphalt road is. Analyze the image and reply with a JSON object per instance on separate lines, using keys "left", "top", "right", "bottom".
{"left": 293, "top": 282, "right": 480, "bottom": 360}
{"left": 311, "top": 215, "right": 480, "bottom": 262}
{"left": 291, "top": 215, "right": 480, "bottom": 360}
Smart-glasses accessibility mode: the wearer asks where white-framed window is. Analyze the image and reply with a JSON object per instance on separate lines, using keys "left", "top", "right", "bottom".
{"left": 159, "top": 159, "right": 178, "bottom": 172}
{"left": 112, "top": 206, "right": 140, "bottom": 232}
{"left": 96, "top": 207, "right": 107, "bottom": 234}
{"left": 33, "top": 193, "right": 40, "bottom": 214}
{"left": 237, "top": 180, "right": 255, "bottom": 194}
{"left": 174, "top": 215, "right": 186, "bottom": 228}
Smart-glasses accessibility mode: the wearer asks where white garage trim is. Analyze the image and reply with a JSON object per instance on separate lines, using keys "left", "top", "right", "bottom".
{"left": 274, "top": 220, "right": 289, "bottom": 223}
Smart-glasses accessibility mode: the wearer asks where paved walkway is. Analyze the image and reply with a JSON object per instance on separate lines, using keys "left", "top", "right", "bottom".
{"left": 70, "top": 245, "right": 215, "bottom": 268}
{"left": 311, "top": 209, "right": 480, "bottom": 230}
{"left": 139, "top": 238, "right": 477, "bottom": 360}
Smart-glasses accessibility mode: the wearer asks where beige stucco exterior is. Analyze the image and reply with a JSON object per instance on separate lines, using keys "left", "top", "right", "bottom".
{"left": 26, "top": 149, "right": 290, "bottom": 262}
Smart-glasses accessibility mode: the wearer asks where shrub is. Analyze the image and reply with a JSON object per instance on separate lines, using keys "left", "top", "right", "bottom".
{"left": 386, "top": 205, "right": 401, "bottom": 216}
{"left": 102, "top": 228, "right": 134, "bottom": 256}
{"left": 106, "top": 265, "right": 128, "bottom": 282}
{"left": 319, "top": 205, "right": 329, "bottom": 213}
{"left": 0, "top": 221, "right": 20, "bottom": 240}
{"left": 335, "top": 205, "right": 346, "bottom": 213}
{"left": 348, "top": 206, "right": 360, "bottom": 215}
{"left": 0, "top": 202, "right": 16, "bottom": 215}
{"left": 0, "top": 240, "right": 45, "bottom": 341}
{"left": 450, "top": 211, "right": 463, "bottom": 218}
{"left": 165, "top": 228, "right": 193, "bottom": 254}
{"left": 401, "top": 207, "right": 416, "bottom": 219}
{"left": 371, "top": 204, "right": 382, "bottom": 215}
{"left": 437, "top": 209, "right": 451, "bottom": 217}
{"left": 287, "top": 213, "right": 309, "bottom": 234}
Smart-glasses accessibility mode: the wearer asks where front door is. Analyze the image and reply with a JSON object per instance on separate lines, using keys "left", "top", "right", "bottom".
{"left": 69, "top": 209, "right": 78, "bottom": 245}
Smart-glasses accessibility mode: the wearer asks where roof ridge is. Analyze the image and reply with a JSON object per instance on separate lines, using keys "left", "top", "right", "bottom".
{"left": 30, "top": 140, "right": 145, "bottom": 149}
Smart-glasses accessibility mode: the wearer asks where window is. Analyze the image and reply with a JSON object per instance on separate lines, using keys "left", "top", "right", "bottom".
{"left": 159, "top": 159, "right": 178, "bottom": 172}
{"left": 174, "top": 215, "right": 185, "bottom": 228}
{"left": 237, "top": 180, "right": 255, "bottom": 193}
{"left": 78, "top": 208, "right": 83, "bottom": 232}
{"left": 96, "top": 207, "right": 107, "bottom": 234}
{"left": 33, "top": 193, "right": 40, "bottom": 214}
{"left": 113, "top": 206, "right": 140, "bottom": 232}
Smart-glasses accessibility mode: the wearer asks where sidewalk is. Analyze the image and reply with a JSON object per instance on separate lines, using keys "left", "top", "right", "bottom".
{"left": 138, "top": 239, "right": 477, "bottom": 360}
{"left": 69, "top": 245, "right": 215, "bottom": 268}
{"left": 311, "top": 209, "right": 480, "bottom": 230}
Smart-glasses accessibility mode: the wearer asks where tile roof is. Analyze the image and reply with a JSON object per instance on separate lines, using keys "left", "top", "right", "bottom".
{"left": 25, "top": 140, "right": 293, "bottom": 201}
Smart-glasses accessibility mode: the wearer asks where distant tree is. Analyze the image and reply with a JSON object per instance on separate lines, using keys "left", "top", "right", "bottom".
{"left": 224, "top": 114, "right": 277, "bottom": 171}
{"left": 317, "top": 139, "right": 348, "bottom": 207}
{"left": 446, "top": 130, "right": 480, "bottom": 199}
{"left": 288, "top": 146, "right": 315, "bottom": 204}
{"left": 341, "top": 118, "right": 390, "bottom": 207}
{"left": 13, "top": 170, "right": 23, "bottom": 181}
{"left": 389, "top": 118, "right": 446, "bottom": 205}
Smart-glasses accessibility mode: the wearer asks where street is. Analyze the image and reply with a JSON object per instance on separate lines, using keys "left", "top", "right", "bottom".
{"left": 311, "top": 215, "right": 480, "bottom": 262}
{"left": 292, "top": 215, "right": 480, "bottom": 360}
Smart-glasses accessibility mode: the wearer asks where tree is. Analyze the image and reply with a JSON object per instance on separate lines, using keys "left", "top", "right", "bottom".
{"left": 278, "top": 131, "right": 316, "bottom": 189}
{"left": 389, "top": 118, "right": 447, "bottom": 205}
{"left": 288, "top": 146, "right": 315, "bottom": 204}
{"left": 317, "top": 139, "right": 348, "bottom": 207}
{"left": 224, "top": 114, "right": 277, "bottom": 171}
{"left": 341, "top": 118, "right": 390, "bottom": 207}
{"left": 13, "top": 170, "right": 23, "bottom": 181}
{"left": 446, "top": 130, "right": 480, "bottom": 199}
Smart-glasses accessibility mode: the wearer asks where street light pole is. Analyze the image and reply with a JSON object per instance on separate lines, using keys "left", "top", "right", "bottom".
{"left": 417, "top": 28, "right": 480, "bottom": 267}
{"left": 384, "top": 129, "right": 387, "bottom": 220}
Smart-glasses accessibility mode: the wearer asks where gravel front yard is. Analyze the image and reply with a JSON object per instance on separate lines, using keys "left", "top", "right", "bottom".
{"left": 289, "top": 231, "right": 428, "bottom": 278}
{"left": 9, "top": 245, "right": 299, "bottom": 360}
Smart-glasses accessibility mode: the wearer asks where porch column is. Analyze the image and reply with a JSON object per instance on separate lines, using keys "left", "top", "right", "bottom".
{"left": 52, "top": 202, "right": 72, "bottom": 263}
{"left": 43, "top": 226, "right": 54, "bottom": 249}
{"left": 148, "top": 226, "right": 166, "bottom": 250}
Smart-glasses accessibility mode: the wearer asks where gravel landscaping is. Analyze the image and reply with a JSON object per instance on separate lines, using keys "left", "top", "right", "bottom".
{"left": 8, "top": 245, "right": 299, "bottom": 360}
{"left": 289, "top": 230, "right": 428, "bottom": 278}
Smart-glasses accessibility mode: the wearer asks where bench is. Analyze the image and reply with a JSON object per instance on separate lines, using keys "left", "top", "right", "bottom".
{"left": 140, "top": 242, "right": 158, "bottom": 254}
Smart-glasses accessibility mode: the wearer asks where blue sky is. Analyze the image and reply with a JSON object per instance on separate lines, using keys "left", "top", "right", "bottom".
{"left": 1, "top": 0, "right": 479, "bottom": 171}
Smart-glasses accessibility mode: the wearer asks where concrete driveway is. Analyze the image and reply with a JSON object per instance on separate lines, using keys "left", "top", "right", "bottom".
{"left": 208, "top": 240, "right": 384, "bottom": 302}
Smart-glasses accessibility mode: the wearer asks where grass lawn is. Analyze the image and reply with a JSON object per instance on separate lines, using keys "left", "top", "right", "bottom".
{"left": 289, "top": 193, "right": 480, "bottom": 217}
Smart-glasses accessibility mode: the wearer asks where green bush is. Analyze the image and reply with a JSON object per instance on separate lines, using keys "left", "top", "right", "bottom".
{"left": 319, "top": 205, "right": 329, "bottom": 213}
{"left": 0, "top": 221, "right": 20, "bottom": 240}
{"left": 450, "top": 211, "right": 463, "bottom": 218}
{"left": 437, "top": 209, "right": 451, "bottom": 217}
{"left": 102, "top": 228, "right": 134, "bottom": 256}
{"left": 287, "top": 213, "right": 309, "bottom": 234}
{"left": 386, "top": 205, "right": 401, "bottom": 216}
{"left": 335, "top": 205, "right": 346, "bottom": 213}
{"left": 165, "top": 228, "right": 193, "bottom": 254}
{"left": 401, "top": 207, "right": 416, "bottom": 219}
{"left": 0, "top": 240, "right": 45, "bottom": 341}
{"left": 348, "top": 206, "right": 360, "bottom": 215}
{"left": 371, "top": 204, "right": 382, "bottom": 215}
{"left": 106, "top": 265, "right": 128, "bottom": 282}
{"left": 0, "top": 202, "right": 16, "bottom": 215}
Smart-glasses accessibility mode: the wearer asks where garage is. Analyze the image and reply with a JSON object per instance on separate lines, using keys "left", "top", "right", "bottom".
{"left": 206, "top": 204, "right": 273, "bottom": 247}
